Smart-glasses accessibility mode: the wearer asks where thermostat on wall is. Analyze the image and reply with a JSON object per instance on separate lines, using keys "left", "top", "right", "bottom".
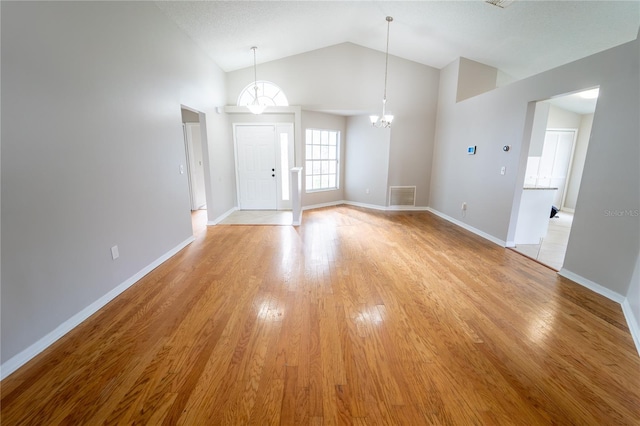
{"left": 467, "top": 146, "right": 476, "bottom": 155}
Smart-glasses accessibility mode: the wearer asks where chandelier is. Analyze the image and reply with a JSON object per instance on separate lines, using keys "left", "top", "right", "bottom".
{"left": 369, "top": 16, "right": 394, "bottom": 128}
{"left": 247, "top": 46, "right": 266, "bottom": 115}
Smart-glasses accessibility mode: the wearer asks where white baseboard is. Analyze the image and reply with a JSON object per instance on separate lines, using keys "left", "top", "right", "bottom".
{"left": 558, "top": 268, "right": 625, "bottom": 303}
{"left": 209, "top": 206, "right": 238, "bottom": 225}
{"left": 622, "top": 298, "right": 640, "bottom": 356}
{"left": 426, "top": 207, "right": 506, "bottom": 247}
{"left": 302, "top": 200, "right": 346, "bottom": 211}
{"left": 0, "top": 236, "right": 195, "bottom": 381}
{"left": 342, "top": 200, "right": 387, "bottom": 211}
{"left": 386, "top": 205, "right": 430, "bottom": 211}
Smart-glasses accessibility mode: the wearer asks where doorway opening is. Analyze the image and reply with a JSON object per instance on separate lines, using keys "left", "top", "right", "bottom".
{"left": 181, "top": 106, "right": 209, "bottom": 235}
{"left": 512, "top": 87, "right": 599, "bottom": 270}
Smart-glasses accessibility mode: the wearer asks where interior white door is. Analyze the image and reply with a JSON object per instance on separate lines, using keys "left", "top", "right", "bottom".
{"left": 236, "top": 125, "right": 277, "bottom": 210}
{"left": 540, "top": 130, "right": 575, "bottom": 207}
{"left": 184, "top": 123, "right": 206, "bottom": 210}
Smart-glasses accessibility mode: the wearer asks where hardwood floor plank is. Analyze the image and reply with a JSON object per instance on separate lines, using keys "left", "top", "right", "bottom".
{"left": 2, "top": 206, "right": 639, "bottom": 425}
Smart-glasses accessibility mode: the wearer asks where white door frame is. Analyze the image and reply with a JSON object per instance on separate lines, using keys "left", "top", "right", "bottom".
{"left": 233, "top": 122, "right": 295, "bottom": 210}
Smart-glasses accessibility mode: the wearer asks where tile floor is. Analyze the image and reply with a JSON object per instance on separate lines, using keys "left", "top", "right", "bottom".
{"left": 218, "top": 210, "right": 293, "bottom": 226}
{"left": 512, "top": 211, "right": 573, "bottom": 271}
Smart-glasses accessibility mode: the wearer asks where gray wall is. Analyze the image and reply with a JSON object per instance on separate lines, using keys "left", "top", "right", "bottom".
{"left": 1, "top": 2, "right": 231, "bottom": 364}
{"left": 344, "top": 116, "right": 391, "bottom": 206}
{"left": 546, "top": 104, "right": 583, "bottom": 128}
{"left": 564, "top": 114, "right": 593, "bottom": 210}
{"left": 430, "top": 36, "right": 639, "bottom": 298}
{"left": 226, "top": 43, "right": 439, "bottom": 207}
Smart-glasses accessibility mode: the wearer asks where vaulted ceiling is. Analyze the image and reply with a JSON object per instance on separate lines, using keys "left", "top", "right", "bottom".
{"left": 156, "top": 0, "right": 639, "bottom": 82}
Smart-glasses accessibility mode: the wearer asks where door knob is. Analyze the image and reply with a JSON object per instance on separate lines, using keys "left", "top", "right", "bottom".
{"left": 272, "top": 168, "right": 275, "bottom": 172}
{"left": 272, "top": 174, "right": 275, "bottom": 177}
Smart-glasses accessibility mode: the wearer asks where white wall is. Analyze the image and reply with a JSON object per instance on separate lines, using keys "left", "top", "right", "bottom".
{"left": 430, "top": 36, "right": 639, "bottom": 298}
{"left": 1, "top": 2, "right": 232, "bottom": 368}
{"left": 226, "top": 43, "right": 439, "bottom": 207}
{"left": 546, "top": 104, "right": 583, "bottom": 129}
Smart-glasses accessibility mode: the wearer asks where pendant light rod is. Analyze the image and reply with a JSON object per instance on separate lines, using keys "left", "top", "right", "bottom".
{"left": 383, "top": 16, "right": 393, "bottom": 104}
{"left": 251, "top": 46, "right": 258, "bottom": 92}
{"left": 370, "top": 16, "right": 394, "bottom": 128}
{"left": 248, "top": 46, "right": 266, "bottom": 114}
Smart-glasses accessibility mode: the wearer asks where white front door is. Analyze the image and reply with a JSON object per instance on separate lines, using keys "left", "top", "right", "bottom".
{"left": 236, "top": 125, "right": 277, "bottom": 210}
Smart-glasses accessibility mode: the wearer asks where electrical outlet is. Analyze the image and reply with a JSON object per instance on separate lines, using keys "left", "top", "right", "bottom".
{"left": 365, "top": 188, "right": 370, "bottom": 194}
{"left": 111, "top": 245, "right": 119, "bottom": 260}
{"left": 462, "top": 202, "right": 467, "bottom": 211}
{"left": 500, "top": 166, "right": 506, "bottom": 175}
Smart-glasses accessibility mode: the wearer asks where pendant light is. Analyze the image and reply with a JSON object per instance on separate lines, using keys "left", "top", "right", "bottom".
{"left": 370, "top": 16, "right": 394, "bottom": 128}
{"left": 247, "top": 46, "right": 266, "bottom": 115}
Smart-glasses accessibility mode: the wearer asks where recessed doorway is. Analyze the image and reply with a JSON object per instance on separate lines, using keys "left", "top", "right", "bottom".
{"left": 233, "top": 123, "right": 294, "bottom": 211}
{"left": 512, "top": 87, "right": 598, "bottom": 270}
{"left": 181, "top": 106, "right": 209, "bottom": 235}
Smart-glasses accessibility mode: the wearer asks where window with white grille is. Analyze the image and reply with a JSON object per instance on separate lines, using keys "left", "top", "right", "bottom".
{"left": 305, "top": 129, "right": 340, "bottom": 192}
{"left": 237, "top": 80, "right": 288, "bottom": 107}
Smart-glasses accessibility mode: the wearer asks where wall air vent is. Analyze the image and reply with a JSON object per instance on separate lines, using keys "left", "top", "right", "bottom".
{"left": 389, "top": 186, "right": 416, "bottom": 207}
{"left": 485, "top": 0, "right": 515, "bottom": 8}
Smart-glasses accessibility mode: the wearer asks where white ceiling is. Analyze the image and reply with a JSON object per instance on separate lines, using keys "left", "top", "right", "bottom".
{"left": 545, "top": 88, "right": 599, "bottom": 115}
{"left": 156, "top": 0, "right": 639, "bottom": 82}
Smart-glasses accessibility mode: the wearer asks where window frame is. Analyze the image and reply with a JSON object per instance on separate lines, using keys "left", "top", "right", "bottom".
{"left": 304, "top": 128, "right": 340, "bottom": 193}
{"left": 236, "top": 80, "right": 289, "bottom": 107}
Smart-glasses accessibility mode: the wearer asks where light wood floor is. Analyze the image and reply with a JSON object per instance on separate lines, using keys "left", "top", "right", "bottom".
{"left": 2, "top": 206, "right": 639, "bottom": 425}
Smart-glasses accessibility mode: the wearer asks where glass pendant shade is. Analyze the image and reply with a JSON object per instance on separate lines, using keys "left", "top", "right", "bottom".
{"left": 248, "top": 85, "right": 266, "bottom": 114}
{"left": 247, "top": 103, "right": 266, "bottom": 115}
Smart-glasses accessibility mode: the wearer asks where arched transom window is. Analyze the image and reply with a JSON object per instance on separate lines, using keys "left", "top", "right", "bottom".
{"left": 237, "top": 80, "right": 289, "bottom": 107}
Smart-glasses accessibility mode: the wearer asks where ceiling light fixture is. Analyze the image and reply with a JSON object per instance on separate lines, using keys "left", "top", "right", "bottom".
{"left": 247, "top": 46, "right": 266, "bottom": 115}
{"left": 370, "top": 16, "right": 394, "bottom": 128}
